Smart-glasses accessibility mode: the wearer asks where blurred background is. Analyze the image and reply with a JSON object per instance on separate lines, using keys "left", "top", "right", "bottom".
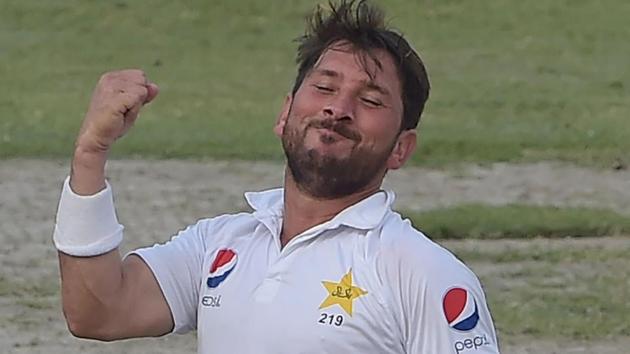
{"left": 1, "top": 0, "right": 629, "bottom": 353}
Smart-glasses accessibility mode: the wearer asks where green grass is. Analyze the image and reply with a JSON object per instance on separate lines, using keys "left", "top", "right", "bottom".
{"left": 450, "top": 241, "right": 630, "bottom": 339}
{"left": 402, "top": 204, "right": 630, "bottom": 239}
{"left": 1, "top": 0, "right": 629, "bottom": 167}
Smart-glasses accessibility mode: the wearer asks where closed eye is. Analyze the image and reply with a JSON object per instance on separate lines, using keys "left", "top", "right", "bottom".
{"left": 361, "top": 97, "right": 383, "bottom": 107}
{"left": 313, "top": 84, "right": 334, "bottom": 93}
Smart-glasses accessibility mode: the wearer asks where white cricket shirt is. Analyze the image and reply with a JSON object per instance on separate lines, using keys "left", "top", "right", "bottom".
{"left": 132, "top": 188, "right": 500, "bottom": 354}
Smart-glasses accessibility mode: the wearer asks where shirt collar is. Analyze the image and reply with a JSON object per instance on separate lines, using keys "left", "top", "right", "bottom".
{"left": 244, "top": 188, "right": 285, "bottom": 217}
{"left": 244, "top": 188, "right": 395, "bottom": 230}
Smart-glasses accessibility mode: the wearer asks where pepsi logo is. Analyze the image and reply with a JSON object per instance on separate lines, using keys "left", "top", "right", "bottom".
{"left": 442, "top": 287, "right": 479, "bottom": 331}
{"left": 207, "top": 249, "right": 238, "bottom": 288}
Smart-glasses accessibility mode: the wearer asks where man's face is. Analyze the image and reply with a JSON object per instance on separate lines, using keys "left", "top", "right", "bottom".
{"left": 276, "top": 42, "right": 413, "bottom": 199}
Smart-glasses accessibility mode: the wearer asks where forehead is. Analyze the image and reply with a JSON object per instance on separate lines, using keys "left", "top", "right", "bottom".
{"left": 312, "top": 43, "right": 402, "bottom": 95}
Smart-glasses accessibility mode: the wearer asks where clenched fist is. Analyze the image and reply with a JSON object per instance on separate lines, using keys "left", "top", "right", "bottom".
{"left": 76, "top": 69, "right": 159, "bottom": 153}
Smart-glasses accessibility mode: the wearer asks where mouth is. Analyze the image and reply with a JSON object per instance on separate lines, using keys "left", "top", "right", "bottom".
{"left": 308, "top": 121, "right": 361, "bottom": 142}
{"left": 315, "top": 128, "right": 347, "bottom": 144}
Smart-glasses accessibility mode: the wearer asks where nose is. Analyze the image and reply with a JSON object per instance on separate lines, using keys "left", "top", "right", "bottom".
{"left": 322, "top": 93, "right": 354, "bottom": 122}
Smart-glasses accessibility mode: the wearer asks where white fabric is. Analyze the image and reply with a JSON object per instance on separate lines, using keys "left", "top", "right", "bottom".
{"left": 53, "top": 177, "right": 124, "bottom": 256}
{"left": 132, "top": 188, "right": 500, "bottom": 354}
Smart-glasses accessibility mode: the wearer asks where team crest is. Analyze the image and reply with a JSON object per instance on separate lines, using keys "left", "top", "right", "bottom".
{"left": 319, "top": 268, "right": 367, "bottom": 316}
{"left": 206, "top": 249, "right": 238, "bottom": 288}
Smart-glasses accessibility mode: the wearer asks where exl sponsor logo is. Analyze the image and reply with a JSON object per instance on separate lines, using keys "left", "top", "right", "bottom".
{"left": 202, "top": 295, "right": 222, "bottom": 308}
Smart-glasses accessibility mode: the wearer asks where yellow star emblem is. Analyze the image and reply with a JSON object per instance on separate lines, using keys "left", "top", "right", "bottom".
{"left": 319, "top": 268, "right": 367, "bottom": 316}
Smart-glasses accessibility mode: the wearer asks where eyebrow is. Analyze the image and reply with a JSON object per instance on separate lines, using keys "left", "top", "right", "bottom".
{"left": 313, "top": 68, "right": 340, "bottom": 79}
{"left": 312, "top": 69, "right": 391, "bottom": 97}
{"left": 364, "top": 81, "right": 390, "bottom": 97}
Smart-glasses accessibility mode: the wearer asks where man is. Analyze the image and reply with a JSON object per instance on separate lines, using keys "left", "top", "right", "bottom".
{"left": 54, "top": 1, "right": 500, "bottom": 353}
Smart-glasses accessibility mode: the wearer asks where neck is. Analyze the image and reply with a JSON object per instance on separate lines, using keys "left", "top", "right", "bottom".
{"left": 280, "top": 168, "right": 383, "bottom": 247}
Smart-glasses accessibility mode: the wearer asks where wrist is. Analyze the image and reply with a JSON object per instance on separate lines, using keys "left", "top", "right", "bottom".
{"left": 71, "top": 145, "right": 109, "bottom": 196}
{"left": 73, "top": 141, "right": 109, "bottom": 163}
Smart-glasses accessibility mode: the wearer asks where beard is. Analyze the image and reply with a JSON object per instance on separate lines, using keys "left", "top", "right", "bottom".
{"left": 281, "top": 115, "right": 395, "bottom": 199}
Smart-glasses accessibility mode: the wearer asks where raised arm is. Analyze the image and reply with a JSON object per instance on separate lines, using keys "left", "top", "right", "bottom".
{"left": 55, "top": 70, "right": 173, "bottom": 340}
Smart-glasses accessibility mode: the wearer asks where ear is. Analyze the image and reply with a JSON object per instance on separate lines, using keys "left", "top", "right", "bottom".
{"left": 273, "top": 94, "right": 292, "bottom": 138}
{"left": 386, "top": 130, "right": 417, "bottom": 170}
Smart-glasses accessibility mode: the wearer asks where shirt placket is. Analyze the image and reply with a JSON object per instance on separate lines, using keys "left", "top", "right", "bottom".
{"left": 252, "top": 220, "right": 338, "bottom": 304}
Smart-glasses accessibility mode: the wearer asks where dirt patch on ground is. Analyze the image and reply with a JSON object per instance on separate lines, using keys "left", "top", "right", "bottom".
{"left": 1, "top": 159, "right": 629, "bottom": 353}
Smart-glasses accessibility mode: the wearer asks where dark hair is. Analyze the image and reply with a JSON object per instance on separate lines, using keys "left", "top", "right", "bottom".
{"left": 292, "top": 0, "right": 430, "bottom": 131}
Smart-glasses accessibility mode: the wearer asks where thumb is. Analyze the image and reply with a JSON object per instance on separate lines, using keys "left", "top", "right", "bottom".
{"left": 144, "top": 82, "right": 160, "bottom": 104}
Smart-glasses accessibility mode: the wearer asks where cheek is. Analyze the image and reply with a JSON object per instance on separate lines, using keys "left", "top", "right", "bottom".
{"left": 284, "top": 91, "right": 327, "bottom": 132}
{"left": 356, "top": 111, "right": 400, "bottom": 148}
{"left": 292, "top": 88, "right": 325, "bottom": 115}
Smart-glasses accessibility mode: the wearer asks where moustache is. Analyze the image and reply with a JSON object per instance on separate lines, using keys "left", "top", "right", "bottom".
{"left": 307, "top": 119, "right": 362, "bottom": 142}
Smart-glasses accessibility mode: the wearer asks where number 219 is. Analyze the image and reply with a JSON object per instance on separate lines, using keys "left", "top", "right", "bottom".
{"left": 318, "top": 313, "right": 344, "bottom": 327}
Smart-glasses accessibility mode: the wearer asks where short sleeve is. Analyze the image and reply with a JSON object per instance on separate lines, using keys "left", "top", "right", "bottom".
{"left": 376, "top": 230, "right": 500, "bottom": 353}
{"left": 128, "top": 219, "right": 211, "bottom": 334}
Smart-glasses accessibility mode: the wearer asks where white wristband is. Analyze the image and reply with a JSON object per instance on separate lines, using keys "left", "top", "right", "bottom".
{"left": 53, "top": 176, "right": 124, "bottom": 256}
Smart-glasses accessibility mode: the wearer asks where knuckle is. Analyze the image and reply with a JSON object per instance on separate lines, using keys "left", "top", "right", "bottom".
{"left": 98, "top": 73, "right": 111, "bottom": 84}
{"left": 98, "top": 74, "right": 123, "bottom": 90}
{"left": 124, "top": 69, "right": 145, "bottom": 79}
{"left": 125, "top": 86, "right": 147, "bottom": 99}
{"left": 137, "top": 85, "right": 149, "bottom": 96}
